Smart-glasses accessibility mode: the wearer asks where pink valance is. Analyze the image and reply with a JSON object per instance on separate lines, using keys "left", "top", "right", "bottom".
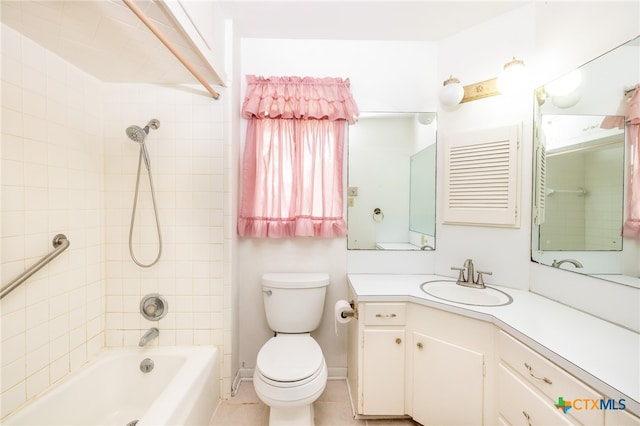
{"left": 241, "top": 75, "right": 360, "bottom": 124}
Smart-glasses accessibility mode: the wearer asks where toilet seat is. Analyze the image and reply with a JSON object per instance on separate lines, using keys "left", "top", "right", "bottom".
{"left": 256, "top": 334, "right": 324, "bottom": 386}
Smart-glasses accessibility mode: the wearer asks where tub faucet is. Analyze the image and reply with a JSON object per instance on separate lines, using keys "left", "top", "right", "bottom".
{"left": 552, "top": 259, "right": 584, "bottom": 269}
{"left": 139, "top": 327, "right": 159, "bottom": 347}
{"left": 451, "top": 259, "right": 492, "bottom": 289}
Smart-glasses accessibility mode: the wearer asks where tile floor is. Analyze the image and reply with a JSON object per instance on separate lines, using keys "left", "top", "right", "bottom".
{"left": 210, "top": 379, "right": 420, "bottom": 426}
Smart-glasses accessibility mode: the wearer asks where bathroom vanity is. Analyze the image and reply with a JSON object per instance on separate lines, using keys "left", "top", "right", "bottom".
{"left": 346, "top": 274, "right": 640, "bottom": 425}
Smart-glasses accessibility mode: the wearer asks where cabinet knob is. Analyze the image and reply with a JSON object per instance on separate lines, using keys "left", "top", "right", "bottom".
{"left": 395, "top": 338, "right": 402, "bottom": 345}
{"left": 416, "top": 342, "right": 424, "bottom": 349}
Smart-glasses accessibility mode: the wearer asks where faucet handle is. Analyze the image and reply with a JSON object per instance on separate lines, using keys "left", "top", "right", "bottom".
{"left": 475, "top": 271, "right": 492, "bottom": 287}
{"left": 451, "top": 266, "right": 465, "bottom": 283}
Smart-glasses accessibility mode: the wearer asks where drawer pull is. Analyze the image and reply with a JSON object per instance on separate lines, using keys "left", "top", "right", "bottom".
{"left": 416, "top": 342, "right": 424, "bottom": 349}
{"left": 395, "top": 338, "right": 402, "bottom": 345}
{"left": 524, "top": 362, "right": 553, "bottom": 384}
{"left": 522, "top": 410, "right": 532, "bottom": 426}
{"left": 376, "top": 313, "right": 397, "bottom": 318}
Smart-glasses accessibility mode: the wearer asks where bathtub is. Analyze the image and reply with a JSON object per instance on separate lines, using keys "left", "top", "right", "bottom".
{"left": 3, "top": 346, "right": 219, "bottom": 426}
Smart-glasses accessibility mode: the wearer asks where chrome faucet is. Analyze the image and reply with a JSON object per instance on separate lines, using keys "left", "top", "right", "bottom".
{"left": 139, "top": 327, "right": 159, "bottom": 347}
{"left": 451, "top": 259, "right": 492, "bottom": 289}
{"left": 551, "top": 259, "right": 584, "bottom": 269}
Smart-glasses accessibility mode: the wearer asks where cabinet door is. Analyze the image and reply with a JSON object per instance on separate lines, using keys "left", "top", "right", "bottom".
{"left": 362, "top": 328, "right": 405, "bottom": 415}
{"left": 412, "top": 332, "right": 484, "bottom": 425}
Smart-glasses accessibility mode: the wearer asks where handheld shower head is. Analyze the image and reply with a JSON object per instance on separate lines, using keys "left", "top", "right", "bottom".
{"left": 126, "top": 119, "right": 160, "bottom": 171}
{"left": 126, "top": 125, "right": 148, "bottom": 143}
{"left": 126, "top": 119, "right": 160, "bottom": 143}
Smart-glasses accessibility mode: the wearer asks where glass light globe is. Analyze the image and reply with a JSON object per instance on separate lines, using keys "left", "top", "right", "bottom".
{"left": 545, "top": 69, "right": 582, "bottom": 96}
{"left": 439, "top": 76, "right": 464, "bottom": 109}
{"left": 552, "top": 88, "right": 582, "bottom": 109}
{"left": 497, "top": 58, "right": 528, "bottom": 95}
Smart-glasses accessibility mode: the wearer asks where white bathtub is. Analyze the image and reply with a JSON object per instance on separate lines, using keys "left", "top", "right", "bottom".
{"left": 3, "top": 346, "right": 219, "bottom": 426}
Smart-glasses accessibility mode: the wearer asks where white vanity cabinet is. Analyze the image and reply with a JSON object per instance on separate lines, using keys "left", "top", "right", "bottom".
{"left": 407, "top": 304, "right": 495, "bottom": 426}
{"left": 347, "top": 275, "right": 639, "bottom": 424}
{"left": 348, "top": 302, "right": 406, "bottom": 416}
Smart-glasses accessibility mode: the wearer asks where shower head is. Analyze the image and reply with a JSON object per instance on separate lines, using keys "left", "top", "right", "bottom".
{"left": 125, "top": 119, "right": 160, "bottom": 143}
{"left": 126, "top": 125, "right": 148, "bottom": 143}
{"left": 126, "top": 119, "right": 160, "bottom": 171}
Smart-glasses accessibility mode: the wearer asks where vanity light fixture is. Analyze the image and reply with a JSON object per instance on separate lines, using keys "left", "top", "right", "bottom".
{"left": 545, "top": 69, "right": 582, "bottom": 97}
{"left": 439, "top": 76, "right": 465, "bottom": 109}
{"left": 496, "top": 57, "right": 529, "bottom": 95}
{"left": 547, "top": 69, "right": 583, "bottom": 108}
{"left": 535, "top": 69, "right": 583, "bottom": 108}
{"left": 440, "top": 56, "right": 529, "bottom": 108}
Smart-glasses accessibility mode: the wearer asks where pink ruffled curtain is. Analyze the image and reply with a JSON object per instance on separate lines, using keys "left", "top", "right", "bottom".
{"left": 238, "top": 76, "right": 359, "bottom": 238}
{"left": 623, "top": 85, "right": 640, "bottom": 238}
{"left": 241, "top": 75, "right": 359, "bottom": 124}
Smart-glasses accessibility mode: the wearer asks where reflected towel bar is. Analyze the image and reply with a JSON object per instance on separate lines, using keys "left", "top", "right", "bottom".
{"left": 0, "top": 234, "right": 70, "bottom": 300}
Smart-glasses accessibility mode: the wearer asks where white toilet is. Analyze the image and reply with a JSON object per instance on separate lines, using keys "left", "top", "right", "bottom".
{"left": 253, "top": 272, "right": 330, "bottom": 426}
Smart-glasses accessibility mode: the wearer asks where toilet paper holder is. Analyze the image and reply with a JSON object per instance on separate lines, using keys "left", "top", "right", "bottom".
{"left": 341, "top": 300, "right": 358, "bottom": 319}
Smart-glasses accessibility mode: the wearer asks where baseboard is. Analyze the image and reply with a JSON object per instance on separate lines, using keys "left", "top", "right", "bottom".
{"left": 328, "top": 367, "right": 347, "bottom": 379}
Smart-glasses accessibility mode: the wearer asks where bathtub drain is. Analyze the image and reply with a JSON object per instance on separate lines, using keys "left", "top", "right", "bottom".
{"left": 126, "top": 421, "right": 138, "bottom": 426}
{"left": 140, "top": 358, "right": 154, "bottom": 373}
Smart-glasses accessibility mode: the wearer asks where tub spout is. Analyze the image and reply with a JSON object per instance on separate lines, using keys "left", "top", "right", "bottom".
{"left": 139, "top": 327, "right": 159, "bottom": 347}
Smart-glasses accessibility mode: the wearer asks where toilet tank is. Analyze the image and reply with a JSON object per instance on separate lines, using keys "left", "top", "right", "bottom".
{"left": 261, "top": 272, "right": 330, "bottom": 333}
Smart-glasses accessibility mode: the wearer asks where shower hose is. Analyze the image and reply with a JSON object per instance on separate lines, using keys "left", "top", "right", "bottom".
{"left": 129, "top": 146, "right": 162, "bottom": 268}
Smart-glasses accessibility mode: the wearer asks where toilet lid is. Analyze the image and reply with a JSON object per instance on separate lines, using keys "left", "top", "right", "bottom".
{"left": 256, "top": 335, "right": 324, "bottom": 382}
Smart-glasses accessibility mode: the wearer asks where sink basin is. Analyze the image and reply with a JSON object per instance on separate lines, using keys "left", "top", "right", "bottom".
{"left": 420, "top": 280, "right": 513, "bottom": 307}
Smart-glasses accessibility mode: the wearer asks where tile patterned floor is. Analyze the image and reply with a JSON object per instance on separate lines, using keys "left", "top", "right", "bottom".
{"left": 210, "top": 379, "right": 420, "bottom": 426}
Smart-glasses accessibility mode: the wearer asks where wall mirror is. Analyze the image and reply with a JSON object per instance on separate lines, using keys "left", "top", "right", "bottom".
{"left": 532, "top": 35, "right": 640, "bottom": 288}
{"left": 347, "top": 112, "right": 437, "bottom": 250}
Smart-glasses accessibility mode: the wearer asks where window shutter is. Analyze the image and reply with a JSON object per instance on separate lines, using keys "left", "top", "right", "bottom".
{"left": 442, "top": 124, "right": 521, "bottom": 227}
{"left": 533, "top": 125, "right": 546, "bottom": 226}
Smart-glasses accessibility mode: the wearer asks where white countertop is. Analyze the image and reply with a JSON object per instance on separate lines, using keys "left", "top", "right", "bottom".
{"left": 347, "top": 273, "right": 640, "bottom": 416}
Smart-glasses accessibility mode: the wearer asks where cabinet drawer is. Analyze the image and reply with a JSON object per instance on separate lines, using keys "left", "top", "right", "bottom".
{"left": 498, "top": 331, "right": 604, "bottom": 425}
{"left": 605, "top": 407, "right": 640, "bottom": 425}
{"left": 498, "top": 363, "right": 576, "bottom": 425}
{"left": 363, "top": 303, "right": 406, "bottom": 326}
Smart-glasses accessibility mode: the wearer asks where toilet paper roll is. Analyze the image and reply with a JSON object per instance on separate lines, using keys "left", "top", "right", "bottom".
{"left": 334, "top": 300, "right": 354, "bottom": 335}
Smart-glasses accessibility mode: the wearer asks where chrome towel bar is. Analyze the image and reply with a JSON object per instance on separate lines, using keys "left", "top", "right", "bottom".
{"left": 0, "top": 234, "right": 70, "bottom": 300}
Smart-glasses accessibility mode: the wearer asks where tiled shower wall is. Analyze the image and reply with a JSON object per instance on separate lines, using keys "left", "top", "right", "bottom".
{"left": 102, "top": 83, "right": 228, "bottom": 351}
{"left": 1, "top": 24, "right": 106, "bottom": 416}
{"left": 1, "top": 23, "right": 231, "bottom": 419}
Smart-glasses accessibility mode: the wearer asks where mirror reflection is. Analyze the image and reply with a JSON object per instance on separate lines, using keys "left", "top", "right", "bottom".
{"left": 532, "top": 35, "right": 640, "bottom": 288}
{"left": 538, "top": 114, "right": 624, "bottom": 251}
{"left": 347, "top": 112, "right": 437, "bottom": 250}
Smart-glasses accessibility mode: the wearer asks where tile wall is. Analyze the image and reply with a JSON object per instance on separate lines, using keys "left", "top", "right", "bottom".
{"left": 1, "top": 23, "right": 231, "bottom": 419}
{"left": 1, "top": 24, "right": 106, "bottom": 416}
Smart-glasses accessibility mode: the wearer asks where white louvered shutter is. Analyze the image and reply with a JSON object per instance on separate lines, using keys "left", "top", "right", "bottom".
{"left": 442, "top": 124, "right": 521, "bottom": 227}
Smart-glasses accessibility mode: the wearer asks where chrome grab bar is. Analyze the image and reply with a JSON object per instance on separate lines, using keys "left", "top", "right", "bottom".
{"left": 0, "top": 234, "right": 70, "bottom": 300}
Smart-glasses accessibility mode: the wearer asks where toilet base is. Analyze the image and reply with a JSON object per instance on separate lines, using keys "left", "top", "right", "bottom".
{"left": 268, "top": 403, "right": 315, "bottom": 426}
